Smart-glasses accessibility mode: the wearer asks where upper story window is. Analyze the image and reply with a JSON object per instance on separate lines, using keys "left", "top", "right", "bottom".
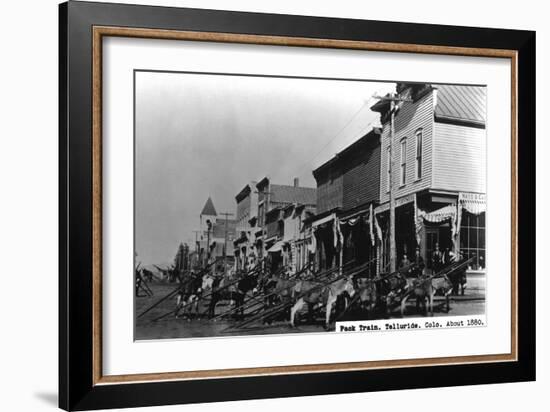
{"left": 258, "top": 202, "right": 265, "bottom": 227}
{"left": 400, "top": 138, "right": 407, "bottom": 186}
{"left": 277, "top": 220, "right": 284, "bottom": 239}
{"left": 415, "top": 129, "right": 423, "bottom": 180}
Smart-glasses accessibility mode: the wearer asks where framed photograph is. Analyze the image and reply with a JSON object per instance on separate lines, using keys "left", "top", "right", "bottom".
{"left": 59, "top": 1, "right": 535, "bottom": 410}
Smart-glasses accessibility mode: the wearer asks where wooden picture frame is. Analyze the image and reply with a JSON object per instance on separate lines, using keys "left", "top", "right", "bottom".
{"left": 59, "top": 1, "right": 535, "bottom": 410}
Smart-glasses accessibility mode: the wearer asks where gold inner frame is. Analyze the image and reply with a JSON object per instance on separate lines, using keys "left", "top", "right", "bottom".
{"left": 92, "top": 26, "right": 518, "bottom": 386}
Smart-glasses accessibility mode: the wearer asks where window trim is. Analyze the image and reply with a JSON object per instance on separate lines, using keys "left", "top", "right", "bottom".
{"left": 459, "top": 211, "right": 486, "bottom": 270}
{"left": 399, "top": 137, "right": 407, "bottom": 187}
{"left": 415, "top": 128, "right": 423, "bottom": 181}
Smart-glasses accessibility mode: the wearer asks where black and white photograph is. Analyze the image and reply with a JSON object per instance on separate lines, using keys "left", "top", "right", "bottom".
{"left": 134, "top": 72, "right": 487, "bottom": 340}
{"left": 0, "top": 0, "right": 542, "bottom": 410}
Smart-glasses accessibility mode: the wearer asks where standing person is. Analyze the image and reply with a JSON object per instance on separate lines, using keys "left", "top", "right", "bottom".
{"left": 443, "top": 248, "right": 451, "bottom": 266}
{"left": 399, "top": 253, "right": 411, "bottom": 271}
{"left": 431, "top": 242, "right": 443, "bottom": 275}
{"left": 412, "top": 247, "right": 425, "bottom": 277}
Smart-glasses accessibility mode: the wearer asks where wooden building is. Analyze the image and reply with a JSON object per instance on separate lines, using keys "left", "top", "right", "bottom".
{"left": 371, "top": 83, "right": 487, "bottom": 272}
{"left": 309, "top": 128, "right": 381, "bottom": 275}
{"left": 286, "top": 204, "right": 316, "bottom": 273}
{"left": 262, "top": 203, "right": 316, "bottom": 273}
{"left": 233, "top": 177, "right": 316, "bottom": 272}
{"left": 233, "top": 182, "right": 258, "bottom": 271}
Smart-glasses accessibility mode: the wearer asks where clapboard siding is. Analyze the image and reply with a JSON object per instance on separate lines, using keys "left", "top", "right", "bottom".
{"left": 342, "top": 143, "right": 380, "bottom": 210}
{"left": 379, "top": 92, "right": 434, "bottom": 203}
{"left": 315, "top": 132, "right": 380, "bottom": 214}
{"left": 315, "top": 173, "right": 343, "bottom": 214}
{"left": 432, "top": 122, "right": 486, "bottom": 193}
{"left": 236, "top": 195, "right": 251, "bottom": 232}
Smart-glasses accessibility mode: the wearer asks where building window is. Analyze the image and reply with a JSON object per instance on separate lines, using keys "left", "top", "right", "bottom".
{"left": 460, "top": 211, "right": 486, "bottom": 270}
{"left": 415, "top": 129, "right": 422, "bottom": 179}
{"left": 386, "top": 146, "right": 391, "bottom": 192}
{"left": 400, "top": 138, "right": 407, "bottom": 186}
{"left": 258, "top": 203, "right": 264, "bottom": 227}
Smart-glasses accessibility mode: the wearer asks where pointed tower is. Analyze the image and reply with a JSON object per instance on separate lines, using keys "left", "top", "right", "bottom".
{"left": 200, "top": 196, "right": 217, "bottom": 232}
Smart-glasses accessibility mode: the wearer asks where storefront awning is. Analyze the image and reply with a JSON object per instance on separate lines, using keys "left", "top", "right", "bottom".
{"left": 340, "top": 207, "right": 369, "bottom": 224}
{"left": 418, "top": 204, "right": 458, "bottom": 244}
{"left": 267, "top": 240, "right": 285, "bottom": 253}
{"left": 460, "top": 198, "right": 486, "bottom": 215}
{"left": 420, "top": 204, "right": 456, "bottom": 223}
{"left": 311, "top": 213, "right": 335, "bottom": 228}
{"left": 267, "top": 241, "right": 285, "bottom": 253}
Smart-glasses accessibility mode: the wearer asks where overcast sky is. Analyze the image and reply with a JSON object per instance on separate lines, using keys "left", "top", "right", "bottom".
{"left": 135, "top": 71, "right": 395, "bottom": 265}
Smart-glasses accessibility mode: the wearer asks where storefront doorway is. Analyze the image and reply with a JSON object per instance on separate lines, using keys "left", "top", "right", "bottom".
{"left": 424, "top": 223, "right": 452, "bottom": 271}
{"left": 395, "top": 203, "right": 416, "bottom": 263}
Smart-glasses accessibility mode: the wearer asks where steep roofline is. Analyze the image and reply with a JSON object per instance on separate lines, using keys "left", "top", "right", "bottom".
{"left": 200, "top": 196, "right": 217, "bottom": 217}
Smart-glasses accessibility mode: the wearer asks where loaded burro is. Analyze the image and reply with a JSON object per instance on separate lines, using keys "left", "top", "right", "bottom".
{"left": 136, "top": 83, "right": 487, "bottom": 336}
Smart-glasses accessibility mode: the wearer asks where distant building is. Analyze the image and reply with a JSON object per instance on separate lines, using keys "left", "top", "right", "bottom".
{"left": 233, "top": 182, "right": 259, "bottom": 271}
{"left": 283, "top": 203, "right": 316, "bottom": 273}
{"left": 371, "top": 83, "right": 486, "bottom": 272}
{"left": 256, "top": 177, "right": 316, "bottom": 272}
{"left": 232, "top": 177, "right": 316, "bottom": 273}
{"left": 198, "top": 197, "right": 237, "bottom": 272}
{"left": 200, "top": 196, "right": 217, "bottom": 232}
{"left": 210, "top": 218, "right": 237, "bottom": 259}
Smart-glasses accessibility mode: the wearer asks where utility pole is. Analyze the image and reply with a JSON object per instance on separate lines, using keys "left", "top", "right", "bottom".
{"left": 204, "top": 220, "right": 212, "bottom": 269}
{"left": 192, "top": 230, "right": 201, "bottom": 252}
{"left": 374, "top": 92, "right": 412, "bottom": 272}
{"left": 219, "top": 212, "right": 234, "bottom": 275}
{"left": 389, "top": 99, "right": 397, "bottom": 273}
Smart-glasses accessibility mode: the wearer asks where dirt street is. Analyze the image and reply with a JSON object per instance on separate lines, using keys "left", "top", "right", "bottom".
{"left": 135, "top": 282, "right": 485, "bottom": 340}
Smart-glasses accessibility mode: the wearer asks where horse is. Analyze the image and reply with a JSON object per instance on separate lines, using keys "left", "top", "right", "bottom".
{"left": 400, "top": 276, "right": 434, "bottom": 316}
{"left": 375, "top": 271, "right": 409, "bottom": 316}
{"left": 432, "top": 274, "right": 454, "bottom": 312}
{"left": 442, "top": 254, "right": 473, "bottom": 296}
{"left": 142, "top": 268, "right": 154, "bottom": 282}
{"left": 401, "top": 270, "right": 458, "bottom": 316}
{"left": 204, "top": 271, "right": 260, "bottom": 320}
{"left": 290, "top": 276, "right": 355, "bottom": 330}
{"left": 260, "top": 271, "right": 296, "bottom": 324}
{"left": 447, "top": 266, "right": 467, "bottom": 295}
{"left": 175, "top": 272, "right": 204, "bottom": 319}
{"left": 234, "top": 271, "right": 261, "bottom": 319}
{"left": 353, "top": 276, "right": 378, "bottom": 318}
{"left": 202, "top": 275, "right": 235, "bottom": 319}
